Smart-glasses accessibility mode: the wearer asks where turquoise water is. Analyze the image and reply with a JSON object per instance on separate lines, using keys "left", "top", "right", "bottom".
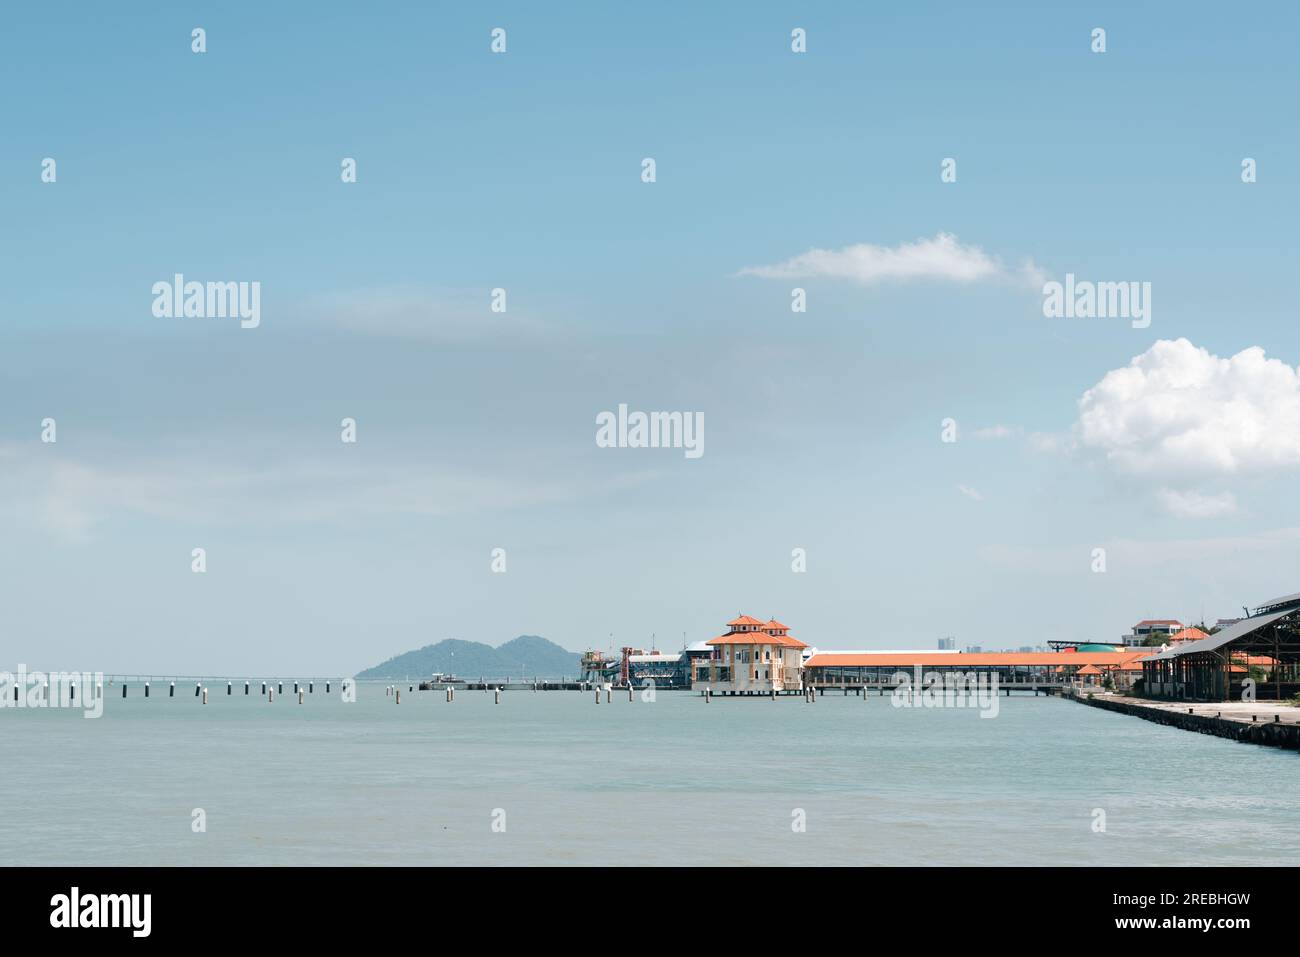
{"left": 3, "top": 684, "right": 1298, "bottom": 865}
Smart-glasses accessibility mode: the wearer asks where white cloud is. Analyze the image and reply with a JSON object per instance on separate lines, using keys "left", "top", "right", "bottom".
{"left": 1028, "top": 431, "right": 1075, "bottom": 454}
{"left": 1076, "top": 338, "right": 1300, "bottom": 476}
{"left": 736, "top": 233, "right": 1042, "bottom": 287}
{"left": 973, "top": 425, "right": 1017, "bottom": 440}
{"left": 957, "top": 484, "right": 984, "bottom": 501}
{"left": 1156, "top": 488, "right": 1239, "bottom": 519}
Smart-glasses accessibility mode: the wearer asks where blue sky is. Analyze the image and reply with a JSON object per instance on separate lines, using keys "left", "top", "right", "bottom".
{"left": 3, "top": 1, "right": 1299, "bottom": 673}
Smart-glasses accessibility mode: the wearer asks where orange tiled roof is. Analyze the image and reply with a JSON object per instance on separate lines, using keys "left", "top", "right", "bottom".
{"left": 726, "top": 614, "right": 765, "bottom": 627}
{"left": 1168, "top": 627, "right": 1209, "bottom": 643}
{"left": 804, "top": 651, "right": 1151, "bottom": 668}
{"left": 708, "top": 632, "right": 808, "bottom": 649}
{"left": 1077, "top": 665, "right": 1103, "bottom": 675}
{"left": 766, "top": 619, "right": 790, "bottom": 630}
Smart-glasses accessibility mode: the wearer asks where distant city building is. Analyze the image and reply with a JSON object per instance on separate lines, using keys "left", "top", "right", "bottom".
{"left": 1212, "top": 618, "right": 1243, "bottom": 633}
{"left": 938, "top": 637, "right": 956, "bottom": 650}
{"left": 964, "top": 645, "right": 982, "bottom": 654}
{"left": 1121, "top": 619, "right": 1183, "bottom": 648}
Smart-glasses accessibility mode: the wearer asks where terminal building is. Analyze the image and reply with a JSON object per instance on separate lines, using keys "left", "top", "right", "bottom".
{"left": 692, "top": 615, "right": 808, "bottom": 694}
{"left": 1141, "top": 592, "right": 1300, "bottom": 701}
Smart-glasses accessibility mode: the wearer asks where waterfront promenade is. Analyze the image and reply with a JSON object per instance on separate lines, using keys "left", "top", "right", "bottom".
{"left": 1070, "top": 691, "right": 1300, "bottom": 748}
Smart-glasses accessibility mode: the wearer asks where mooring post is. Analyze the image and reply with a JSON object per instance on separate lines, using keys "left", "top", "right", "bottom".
{"left": 194, "top": 682, "right": 200, "bottom": 697}
{"left": 170, "top": 682, "right": 175, "bottom": 698}
{"left": 227, "top": 682, "right": 232, "bottom": 696}
{"left": 309, "top": 682, "right": 314, "bottom": 694}
{"left": 121, "top": 683, "right": 126, "bottom": 699}
{"left": 299, "top": 690, "right": 304, "bottom": 705}
{"left": 277, "top": 682, "right": 283, "bottom": 695}
{"left": 269, "top": 687, "right": 274, "bottom": 702}
{"left": 145, "top": 682, "right": 150, "bottom": 698}
{"left": 202, "top": 687, "right": 208, "bottom": 705}
{"left": 595, "top": 686, "right": 600, "bottom": 704}
{"left": 629, "top": 685, "right": 634, "bottom": 702}
{"left": 495, "top": 688, "right": 501, "bottom": 704}
{"left": 244, "top": 681, "right": 250, "bottom": 695}
{"left": 395, "top": 689, "right": 401, "bottom": 704}
{"left": 261, "top": 682, "right": 266, "bottom": 696}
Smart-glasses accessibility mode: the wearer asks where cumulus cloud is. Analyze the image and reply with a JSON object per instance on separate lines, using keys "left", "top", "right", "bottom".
{"left": 736, "top": 233, "right": 1043, "bottom": 288}
{"left": 1156, "top": 488, "right": 1239, "bottom": 519}
{"left": 1076, "top": 338, "right": 1300, "bottom": 476}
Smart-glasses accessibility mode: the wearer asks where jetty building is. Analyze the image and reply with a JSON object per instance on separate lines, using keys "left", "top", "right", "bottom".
{"left": 692, "top": 615, "right": 808, "bottom": 694}
{"left": 1141, "top": 592, "right": 1300, "bottom": 701}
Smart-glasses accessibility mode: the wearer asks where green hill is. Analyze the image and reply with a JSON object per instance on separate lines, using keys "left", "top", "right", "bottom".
{"left": 356, "top": 635, "right": 581, "bottom": 680}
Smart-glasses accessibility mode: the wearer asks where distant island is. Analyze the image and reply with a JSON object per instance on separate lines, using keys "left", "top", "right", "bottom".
{"left": 356, "top": 635, "right": 582, "bottom": 680}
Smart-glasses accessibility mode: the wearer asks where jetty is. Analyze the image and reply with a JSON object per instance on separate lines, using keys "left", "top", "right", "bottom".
{"left": 1069, "top": 691, "right": 1300, "bottom": 749}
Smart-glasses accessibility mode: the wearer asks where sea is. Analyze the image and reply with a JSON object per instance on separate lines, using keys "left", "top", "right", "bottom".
{"left": 3, "top": 682, "right": 1298, "bottom": 866}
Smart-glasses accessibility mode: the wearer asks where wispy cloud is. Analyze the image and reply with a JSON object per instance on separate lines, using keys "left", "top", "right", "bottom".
{"left": 973, "top": 424, "right": 1018, "bottom": 440}
{"left": 736, "top": 233, "right": 1044, "bottom": 288}
{"left": 302, "top": 286, "right": 550, "bottom": 341}
{"left": 957, "top": 484, "right": 984, "bottom": 501}
{"left": 1156, "top": 488, "right": 1239, "bottom": 519}
{"left": 1, "top": 442, "right": 657, "bottom": 541}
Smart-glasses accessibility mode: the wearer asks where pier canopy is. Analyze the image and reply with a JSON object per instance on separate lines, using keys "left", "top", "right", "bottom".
{"left": 803, "top": 651, "right": 1149, "bottom": 690}
{"left": 1141, "top": 595, "right": 1300, "bottom": 701}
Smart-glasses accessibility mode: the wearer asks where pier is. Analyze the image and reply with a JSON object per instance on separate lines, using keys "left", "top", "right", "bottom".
{"left": 1069, "top": 691, "right": 1300, "bottom": 749}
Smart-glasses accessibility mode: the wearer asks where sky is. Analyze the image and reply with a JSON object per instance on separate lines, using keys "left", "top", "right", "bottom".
{"left": 2, "top": 1, "right": 1299, "bottom": 674}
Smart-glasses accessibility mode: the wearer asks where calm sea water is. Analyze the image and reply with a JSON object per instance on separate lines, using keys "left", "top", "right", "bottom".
{"left": 3, "top": 684, "right": 1298, "bottom": 866}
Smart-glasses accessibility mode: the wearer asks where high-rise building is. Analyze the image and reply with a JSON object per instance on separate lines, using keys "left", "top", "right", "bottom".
{"left": 938, "top": 637, "right": 956, "bottom": 650}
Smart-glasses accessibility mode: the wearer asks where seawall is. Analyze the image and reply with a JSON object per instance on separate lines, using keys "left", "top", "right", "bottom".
{"left": 1070, "top": 692, "right": 1300, "bottom": 749}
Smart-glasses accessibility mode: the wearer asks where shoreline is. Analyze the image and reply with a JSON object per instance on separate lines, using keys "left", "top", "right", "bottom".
{"left": 1070, "top": 691, "right": 1300, "bottom": 749}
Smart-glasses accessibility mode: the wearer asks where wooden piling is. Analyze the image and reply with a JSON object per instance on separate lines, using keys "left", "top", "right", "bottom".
{"left": 395, "top": 689, "right": 401, "bottom": 704}
{"left": 227, "top": 682, "right": 232, "bottom": 696}
{"left": 298, "top": 690, "right": 304, "bottom": 704}
{"left": 121, "top": 683, "right": 126, "bottom": 699}
{"left": 494, "top": 688, "right": 501, "bottom": 704}
{"left": 202, "top": 688, "right": 208, "bottom": 705}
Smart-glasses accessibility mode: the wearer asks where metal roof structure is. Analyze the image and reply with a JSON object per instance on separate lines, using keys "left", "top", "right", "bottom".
{"left": 1254, "top": 592, "right": 1300, "bottom": 615}
{"left": 1144, "top": 608, "right": 1295, "bottom": 661}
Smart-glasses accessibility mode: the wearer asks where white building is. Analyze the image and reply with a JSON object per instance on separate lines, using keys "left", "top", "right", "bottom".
{"left": 692, "top": 615, "right": 807, "bottom": 694}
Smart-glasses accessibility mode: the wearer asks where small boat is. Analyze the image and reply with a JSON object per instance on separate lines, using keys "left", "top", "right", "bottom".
{"left": 417, "top": 672, "right": 467, "bottom": 690}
